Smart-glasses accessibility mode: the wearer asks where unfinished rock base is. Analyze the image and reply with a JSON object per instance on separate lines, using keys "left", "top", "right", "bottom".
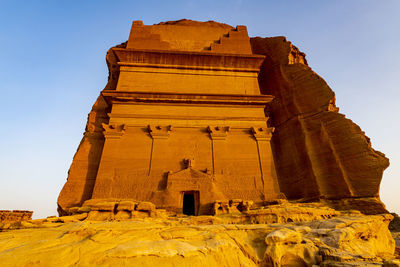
{"left": 0, "top": 204, "right": 398, "bottom": 266}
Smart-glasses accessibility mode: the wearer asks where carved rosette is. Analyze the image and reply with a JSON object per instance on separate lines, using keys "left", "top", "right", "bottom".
{"left": 251, "top": 127, "right": 274, "bottom": 141}
{"left": 208, "top": 126, "right": 230, "bottom": 140}
{"left": 148, "top": 125, "right": 172, "bottom": 139}
{"left": 102, "top": 123, "right": 126, "bottom": 139}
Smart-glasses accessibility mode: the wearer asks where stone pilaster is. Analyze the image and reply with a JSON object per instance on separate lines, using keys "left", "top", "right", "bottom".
{"left": 148, "top": 125, "right": 172, "bottom": 175}
{"left": 251, "top": 126, "right": 280, "bottom": 198}
{"left": 208, "top": 126, "right": 230, "bottom": 175}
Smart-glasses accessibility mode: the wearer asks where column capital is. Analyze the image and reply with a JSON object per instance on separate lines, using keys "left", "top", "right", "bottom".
{"left": 208, "top": 126, "right": 230, "bottom": 140}
{"left": 251, "top": 126, "right": 274, "bottom": 141}
{"left": 148, "top": 125, "right": 172, "bottom": 139}
{"left": 102, "top": 123, "right": 126, "bottom": 139}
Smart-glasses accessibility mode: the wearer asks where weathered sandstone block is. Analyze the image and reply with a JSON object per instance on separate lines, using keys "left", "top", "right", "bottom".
{"left": 136, "top": 201, "right": 156, "bottom": 212}
{"left": 115, "top": 210, "right": 131, "bottom": 220}
{"left": 87, "top": 210, "right": 114, "bottom": 221}
{"left": 0, "top": 210, "right": 33, "bottom": 223}
{"left": 117, "top": 201, "right": 137, "bottom": 211}
{"left": 57, "top": 20, "right": 390, "bottom": 216}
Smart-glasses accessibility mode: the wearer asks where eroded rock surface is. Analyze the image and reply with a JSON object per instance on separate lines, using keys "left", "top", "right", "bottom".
{"left": 0, "top": 209, "right": 397, "bottom": 266}
{"left": 251, "top": 37, "right": 389, "bottom": 214}
{"left": 0, "top": 210, "right": 33, "bottom": 229}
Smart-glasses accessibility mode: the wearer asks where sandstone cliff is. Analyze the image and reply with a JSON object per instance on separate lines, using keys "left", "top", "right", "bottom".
{"left": 251, "top": 37, "right": 389, "bottom": 214}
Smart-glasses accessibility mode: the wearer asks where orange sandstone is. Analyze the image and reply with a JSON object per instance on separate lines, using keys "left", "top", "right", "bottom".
{"left": 57, "top": 19, "right": 389, "bottom": 216}
{"left": 251, "top": 37, "right": 389, "bottom": 214}
{"left": 0, "top": 210, "right": 33, "bottom": 223}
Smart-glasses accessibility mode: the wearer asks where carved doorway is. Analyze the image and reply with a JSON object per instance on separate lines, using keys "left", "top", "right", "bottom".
{"left": 182, "top": 191, "right": 199, "bottom": 216}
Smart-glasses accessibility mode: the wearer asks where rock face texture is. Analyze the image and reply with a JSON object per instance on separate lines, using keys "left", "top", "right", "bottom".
{"left": 0, "top": 209, "right": 397, "bottom": 266}
{"left": 58, "top": 19, "right": 389, "bottom": 216}
{"left": 250, "top": 37, "right": 389, "bottom": 214}
{"left": 57, "top": 96, "right": 109, "bottom": 214}
{"left": 0, "top": 210, "right": 32, "bottom": 224}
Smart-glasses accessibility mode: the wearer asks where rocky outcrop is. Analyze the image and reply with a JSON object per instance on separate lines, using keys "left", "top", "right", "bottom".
{"left": 390, "top": 213, "right": 400, "bottom": 232}
{"left": 0, "top": 207, "right": 397, "bottom": 266}
{"left": 390, "top": 213, "right": 400, "bottom": 258}
{"left": 51, "top": 201, "right": 342, "bottom": 226}
{"left": 57, "top": 21, "right": 390, "bottom": 216}
{"left": 0, "top": 210, "right": 32, "bottom": 223}
{"left": 251, "top": 37, "right": 389, "bottom": 214}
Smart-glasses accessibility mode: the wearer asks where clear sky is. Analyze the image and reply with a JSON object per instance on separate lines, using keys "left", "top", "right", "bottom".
{"left": 0, "top": 0, "right": 399, "bottom": 219}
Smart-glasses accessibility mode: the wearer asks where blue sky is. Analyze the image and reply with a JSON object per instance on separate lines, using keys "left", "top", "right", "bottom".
{"left": 0, "top": 0, "right": 399, "bottom": 218}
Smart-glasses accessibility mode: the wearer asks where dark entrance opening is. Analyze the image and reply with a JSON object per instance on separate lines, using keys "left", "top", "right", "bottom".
{"left": 182, "top": 191, "right": 197, "bottom": 215}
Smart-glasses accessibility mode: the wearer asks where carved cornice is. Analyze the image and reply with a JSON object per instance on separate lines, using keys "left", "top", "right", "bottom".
{"left": 208, "top": 126, "right": 230, "bottom": 140}
{"left": 112, "top": 48, "right": 265, "bottom": 72}
{"left": 108, "top": 113, "right": 268, "bottom": 122}
{"left": 251, "top": 127, "right": 274, "bottom": 141}
{"left": 102, "top": 123, "right": 126, "bottom": 139}
{"left": 101, "top": 90, "right": 274, "bottom": 106}
{"left": 148, "top": 125, "right": 172, "bottom": 139}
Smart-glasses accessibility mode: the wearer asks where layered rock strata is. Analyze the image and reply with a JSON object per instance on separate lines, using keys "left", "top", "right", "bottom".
{"left": 0, "top": 210, "right": 33, "bottom": 224}
{"left": 0, "top": 205, "right": 397, "bottom": 266}
{"left": 251, "top": 37, "right": 389, "bottom": 214}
